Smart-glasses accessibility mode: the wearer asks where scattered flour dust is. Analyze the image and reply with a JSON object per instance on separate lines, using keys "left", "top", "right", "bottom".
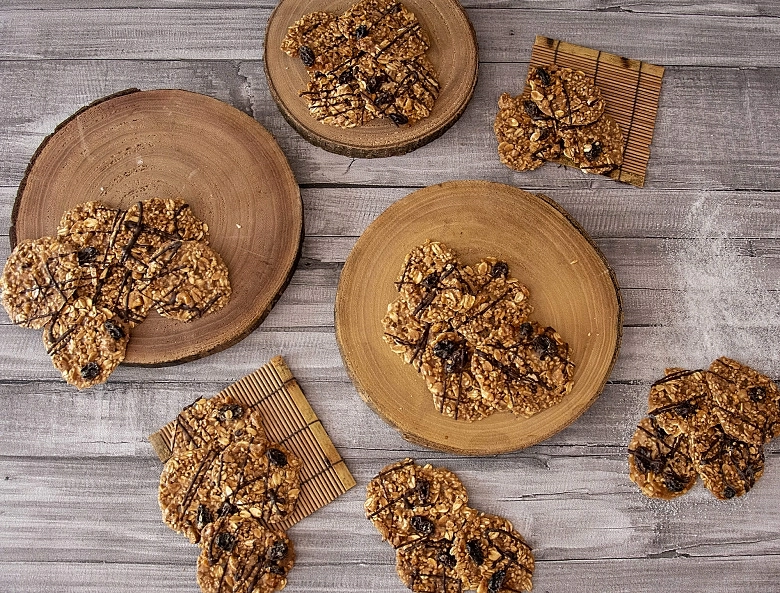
{"left": 663, "top": 194, "right": 779, "bottom": 374}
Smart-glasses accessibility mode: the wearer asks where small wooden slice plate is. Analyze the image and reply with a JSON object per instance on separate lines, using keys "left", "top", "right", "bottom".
{"left": 11, "top": 89, "right": 303, "bottom": 366}
{"left": 335, "top": 180, "right": 622, "bottom": 455}
{"left": 264, "top": 0, "right": 478, "bottom": 157}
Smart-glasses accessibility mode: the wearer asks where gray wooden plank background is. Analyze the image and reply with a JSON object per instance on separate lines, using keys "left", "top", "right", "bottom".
{"left": 1, "top": 1, "right": 778, "bottom": 592}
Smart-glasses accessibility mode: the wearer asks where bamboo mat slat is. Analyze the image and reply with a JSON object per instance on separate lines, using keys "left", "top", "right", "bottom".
{"left": 528, "top": 36, "right": 665, "bottom": 187}
{"left": 149, "top": 356, "right": 356, "bottom": 529}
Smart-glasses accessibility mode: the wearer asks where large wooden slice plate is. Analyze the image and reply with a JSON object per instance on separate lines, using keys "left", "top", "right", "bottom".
{"left": 264, "top": 0, "right": 478, "bottom": 157}
{"left": 335, "top": 180, "right": 622, "bottom": 455}
{"left": 11, "top": 89, "right": 302, "bottom": 366}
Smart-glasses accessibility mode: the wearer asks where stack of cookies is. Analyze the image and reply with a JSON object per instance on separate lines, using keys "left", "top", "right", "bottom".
{"left": 281, "top": 0, "right": 439, "bottom": 128}
{"left": 0, "top": 198, "right": 231, "bottom": 388}
{"left": 158, "top": 393, "right": 301, "bottom": 593}
{"left": 365, "top": 458, "right": 535, "bottom": 593}
{"left": 628, "top": 357, "right": 779, "bottom": 500}
{"left": 494, "top": 64, "right": 624, "bottom": 175}
{"left": 383, "top": 240, "right": 575, "bottom": 422}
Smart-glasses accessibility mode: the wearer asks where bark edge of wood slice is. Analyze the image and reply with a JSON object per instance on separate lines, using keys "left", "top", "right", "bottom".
{"left": 334, "top": 180, "right": 623, "bottom": 455}
{"left": 264, "top": 0, "right": 479, "bottom": 158}
{"left": 11, "top": 88, "right": 303, "bottom": 367}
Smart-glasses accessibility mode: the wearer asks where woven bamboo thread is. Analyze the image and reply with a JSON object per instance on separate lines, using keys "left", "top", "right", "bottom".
{"left": 149, "top": 356, "right": 356, "bottom": 529}
{"left": 528, "top": 36, "right": 664, "bottom": 187}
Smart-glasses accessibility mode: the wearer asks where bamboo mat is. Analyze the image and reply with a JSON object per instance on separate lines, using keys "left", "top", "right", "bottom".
{"left": 149, "top": 356, "right": 355, "bottom": 530}
{"left": 528, "top": 36, "right": 665, "bottom": 187}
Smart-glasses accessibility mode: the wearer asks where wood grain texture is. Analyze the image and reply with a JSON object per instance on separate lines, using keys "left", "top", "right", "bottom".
{"left": 1, "top": 1, "right": 780, "bottom": 592}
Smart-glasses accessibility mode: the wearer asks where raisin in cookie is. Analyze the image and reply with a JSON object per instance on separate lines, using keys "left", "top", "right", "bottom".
{"left": 420, "top": 329, "right": 498, "bottom": 421}
{"left": 171, "top": 393, "right": 267, "bottom": 456}
{"left": 159, "top": 446, "right": 224, "bottom": 543}
{"left": 43, "top": 303, "right": 131, "bottom": 389}
{"left": 494, "top": 93, "right": 560, "bottom": 172}
{"left": 211, "top": 440, "right": 302, "bottom": 525}
{"left": 472, "top": 323, "right": 575, "bottom": 418}
{"left": 452, "top": 509, "right": 534, "bottom": 593}
{"left": 707, "top": 357, "right": 780, "bottom": 445}
{"left": 528, "top": 65, "right": 605, "bottom": 127}
{"left": 198, "top": 515, "right": 294, "bottom": 593}
{"left": 365, "top": 458, "right": 469, "bottom": 549}
{"left": 647, "top": 368, "right": 718, "bottom": 438}
{"left": 627, "top": 416, "right": 697, "bottom": 499}
{"left": 689, "top": 424, "right": 765, "bottom": 500}
{"left": 395, "top": 241, "right": 475, "bottom": 324}
{"left": 560, "top": 113, "right": 624, "bottom": 175}
{"left": 454, "top": 258, "right": 532, "bottom": 347}
{"left": 396, "top": 536, "right": 464, "bottom": 593}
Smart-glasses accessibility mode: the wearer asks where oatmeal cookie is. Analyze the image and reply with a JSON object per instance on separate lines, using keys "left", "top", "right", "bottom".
{"left": 92, "top": 262, "right": 152, "bottom": 326}
{"left": 43, "top": 302, "right": 131, "bottom": 389}
{"left": 338, "top": 0, "right": 429, "bottom": 63}
{"left": 395, "top": 241, "right": 475, "bottom": 324}
{"left": 159, "top": 446, "right": 224, "bottom": 543}
{"left": 472, "top": 322, "right": 575, "bottom": 418}
{"left": 707, "top": 357, "right": 780, "bottom": 445}
{"left": 365, "top": 458, "right": 469, "bottom": 549}
{"left": 382, "top": 297, "right": 434, "bottom": 370}
{"left": 171, "top": 393, "right": 267, "bottom": 456}
{"left": 57, "top": 201, "right": 122, "bottom": 264}
{"left": 198, "top": 515, "right": 294, "bottom": 593}
{"left": 299, "top": 69, "right": 376, "bottom": 128}
{"left": 689, "top": 424, "right": 765, "bottom": 500}
{"left": 647, "top": 368, "right": 718, "bottom": 438}
{"left": 395, "top": 536, "right": 464, "bottom": 593}
{"left": 362, "top": 55, "right": 439, "bottom": 125}
{"left": 560, "top": 113, "right": 624, "bottom": 175}
{"left": 280, "top": 11, "right": 354, "bottom": 75}
{"left": 419, "top": 329, "right": 499, "bottom": 421}
{"left": 494, "top": 93, "right": 560, "bottom": 172}
{"left": 454, "top": 258, "right": 532, "bottom": 347}
{"left": 451, "top": 509, "right": 534, "bottom": 593}
{"left": 144, "top": 240, "right": 232, "bottom": 322}
{"left": 1, "top": 237, "right": 91, "bottom": 329}
{"left": 113, "top": 198, "right": 209, "bottom": 272}
{"left": 211, "top": 440, "right": 302, "bottom": 525}
{"left": 628, "top": 416, "right": 697, "bottom": 500}
{"left": 528, "top": 65, "right": 605, "bottom": 127}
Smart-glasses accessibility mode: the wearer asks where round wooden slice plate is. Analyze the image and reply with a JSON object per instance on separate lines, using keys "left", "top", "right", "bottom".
{"left": 11, "top": 89, "right": 303, "bottom": 366}
{"left": 264, "top": 0, "right": 478, "bottom": 158}
{"left": 335, "top": 180, "right": 622, "bottom": 455}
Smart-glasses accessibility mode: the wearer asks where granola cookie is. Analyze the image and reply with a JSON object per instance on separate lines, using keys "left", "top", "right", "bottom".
{"left": 144, "top": 240, "right": 232, "bottom": 322}
{"left": 689, "top": 424, "right": 765, "bottom": 500}
{"left": 338, "top": 0, "right": 429, "bottom": 63}
{"left": 452, "top": 509, "right": 534, "bottom": 593}
{"left": 43, "top": 302, "right": 131, "bottom": 389}
{"left": 211, "top": 440, "right": 302, "bottom": 525}
{"left": 363, "top": 55, "right": 439, "bottom": 125}
{"left": 494, "top": 92, "right": 560, "bottom": 171}
{"left": 472, "top": 322, "right": 575, "bottom": 418}
{"left": 1, "top": 237, "right": 89, "bottom": 329}
{"left": 57, "top": 201, "right": 121, "bottom": 263}
{"left": 627, "top": 416, "right": 697, "bottom": 499}
{"left": 395, "top": 536, "right": 463, "bottom": 593}
{"left": 280, "top": 11, "right": 354, "bottom": 75}
{"left": 647, "top": 368, "right": 718, "bottom": 438}
{"left": 707, "top": 357, "right": 780, "bottom": 445}
{"left": 560, "top": 113, "right": 624, "bottom": 175}
{"left": 454, "top": 258, "right": 532, "bottom": 347}
{"left": 170, "top": 394, "right": 267, "bottom": 456}
{"left": 197, "top": 515, "right": 295, "bottom": 593}
{"left": 382, "top": 298, "right": 434, "bottom": 370}
{"left": 395, "top": 241, "right": 475, "bottom": 324}
{"left": 300, "top": 69, "right": 376, "bottom": 128}
{"left": 528, "top": 65, "right": 605, "bottom": 127}
{"left": 159, "top": 446, "right": 224, "bottom": 543}
{"left": 365, "top": 458, "right": 469, "bottom": 549}
{"left": 92, "top": 263, "right": 153, "bottom": 326}
{"left": 420, "top": 329, "right": 498, "bottom": 421}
